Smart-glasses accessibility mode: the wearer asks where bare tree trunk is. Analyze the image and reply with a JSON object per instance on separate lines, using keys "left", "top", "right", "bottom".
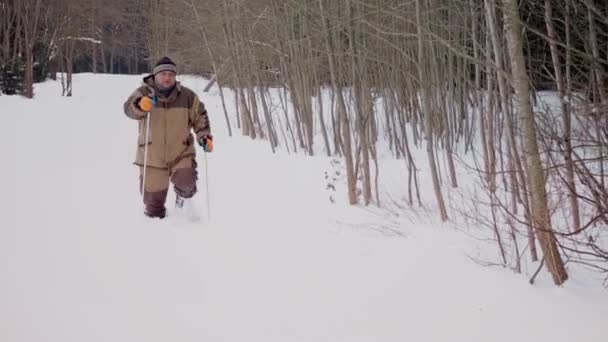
{"left": 239, "top": 88, "right": 255, "bottom": 138}
{"left": 92, "top": 43, "right": 97, "bottom": 73}
{"left": 331, "top": 89, "right": 342, "bottom": 156}
{"left": 259, "top": 83, "right": 277, "bottom": 152}
{"left": 484, "top": 0, "right": 522, "bottom": 202}
{"left": 109, "top": 31, "right": 115, "bottom": 74}
{"left": 90, "top": 3, "right": 98, "bottom": 74}
{"left": 63, "top": 39, "right": 75, "bottom": 97}
{"left": 585, "top": 0, "right": 606, "bottom": 189}
{"left": 417, "top": 0, "right": 448, "bottom": 221}
{"left": 586, "top": 0, "right": 607, "bottom": 106}
{"left": 471, "top": 0, "right": 490, "bottom": 181}
{"left": 544, "top": 0, "right": 580, "bottom": 233}
{"left": 2, "top": 3, "right": 16, "bottom": 71}
{"left": 21, "top": 0, "right": 42, "bottom": 99}
{"left": 101, "top": 40, "right": 107, "bottom": 73}
{"left": 348, "top": 0, "right": 372, "bottom": 205}
{"left": 319, "top": 0, "right": 357, "bottom": 204}
{"left": 316, "top": 85, "right": 332, "bottom": 157}
{"left": 244, "top": 45, "right": 264, "bottom": 140}
{"left": 444, "top": 50, "right": 458, "bottom": 188}
{"left": 278, "top": 84, "right": 298, "bottom": 153}
{"left": 234, "top": 86, "right": 241, "bottom": 129}
{"left": 502, "top": 0, "right": 567, "bottom": 285}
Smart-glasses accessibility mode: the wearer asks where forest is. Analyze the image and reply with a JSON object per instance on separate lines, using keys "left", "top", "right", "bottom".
{"left": 2, "top": 0, "right": 607, "bottom": 286}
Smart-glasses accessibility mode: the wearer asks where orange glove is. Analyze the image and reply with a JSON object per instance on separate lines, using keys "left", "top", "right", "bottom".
{"left": 204, "top": 138, "right": 214, "bottom": 152}
{"left": 198, "top": 134, "right": 214, "bottom": 152}
{"left": 138, "top": 96, "right": 154, "bottom": 112}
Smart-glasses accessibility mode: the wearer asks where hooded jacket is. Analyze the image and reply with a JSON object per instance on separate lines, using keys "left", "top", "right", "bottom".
{"left": 123, "top": 74, "right": 211, "bottom": 169}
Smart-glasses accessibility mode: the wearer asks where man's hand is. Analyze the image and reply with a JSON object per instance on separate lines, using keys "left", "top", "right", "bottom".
{"left": 197, "top": 133, "right": 214, "bottom": 152}
{"left": 138, "top": 96, "right": 155, "bottom": 112}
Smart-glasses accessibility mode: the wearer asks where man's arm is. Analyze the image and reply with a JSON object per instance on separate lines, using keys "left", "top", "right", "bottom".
{"left": 190, "top": 95, "right": 211, "bottom": 140}
{"left": 124, "top": 87, "right": 148, "bottom": 120}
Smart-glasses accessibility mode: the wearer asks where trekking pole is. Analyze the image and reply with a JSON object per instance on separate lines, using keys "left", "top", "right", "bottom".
{"left": 141, "top": 111, "right": 151, "bottom": 203}
{"left": 203, "top": 151, "right": 211, "bottom": 221}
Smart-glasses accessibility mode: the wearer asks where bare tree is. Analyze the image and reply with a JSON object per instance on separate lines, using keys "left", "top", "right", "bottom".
{"left": 19, "top": 0, "right": 42, "bottom": 98}
{"left": 501, "top": 0, "right": 568, "bottom": 285}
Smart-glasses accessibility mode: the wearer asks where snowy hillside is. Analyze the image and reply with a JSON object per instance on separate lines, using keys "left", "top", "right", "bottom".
{"left": 1, "top": 74, "right": 606, "bottom": 342}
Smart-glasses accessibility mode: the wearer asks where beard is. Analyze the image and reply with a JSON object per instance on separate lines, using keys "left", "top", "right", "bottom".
{"left": 156, "top": 81, "right": 176, "bottom": 97}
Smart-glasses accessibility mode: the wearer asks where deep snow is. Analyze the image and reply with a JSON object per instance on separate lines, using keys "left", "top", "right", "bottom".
{"left": 0, "top": 74, "right": 606, "bottom": 342}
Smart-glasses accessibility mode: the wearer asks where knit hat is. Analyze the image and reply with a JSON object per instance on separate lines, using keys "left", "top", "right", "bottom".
{"left": 152, "top": 56, "right": 177, "bottom": 75}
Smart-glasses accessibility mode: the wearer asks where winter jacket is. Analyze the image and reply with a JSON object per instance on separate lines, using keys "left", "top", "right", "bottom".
{"left": 123, "top": 75, "right": 211, "bottom": 169}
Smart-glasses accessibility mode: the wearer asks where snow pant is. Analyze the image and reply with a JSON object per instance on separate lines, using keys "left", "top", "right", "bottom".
{"left": 139, "top": 156, "right": 198, "bottom": 218}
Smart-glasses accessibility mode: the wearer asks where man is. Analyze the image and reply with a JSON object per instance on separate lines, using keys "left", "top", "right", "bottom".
{"left": 123, "top": 56, "right": 213, "bottom": 219}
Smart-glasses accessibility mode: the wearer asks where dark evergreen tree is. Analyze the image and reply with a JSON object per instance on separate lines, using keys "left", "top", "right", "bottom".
{"left": 0, "top": 59, "right": 25, "bottom": 95}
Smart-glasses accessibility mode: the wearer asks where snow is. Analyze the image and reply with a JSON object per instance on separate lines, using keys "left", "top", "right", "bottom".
{"left": 1, "top": 73, "right": 606, "bottom": 342}
{"left": 63, "top": 36, "right": 102, "bottom": 44}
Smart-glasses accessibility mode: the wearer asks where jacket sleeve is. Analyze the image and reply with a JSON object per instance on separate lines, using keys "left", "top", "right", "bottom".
{"left": 190, "top": 95, "right": 211, "bottom": 139}
{"left": 123, "top": 87, "right": 147, "bottom": 120}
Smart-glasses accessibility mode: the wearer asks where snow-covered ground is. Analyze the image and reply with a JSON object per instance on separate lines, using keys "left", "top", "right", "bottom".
{"left": 1, "top": 74, "right": 606, "bottom": 342}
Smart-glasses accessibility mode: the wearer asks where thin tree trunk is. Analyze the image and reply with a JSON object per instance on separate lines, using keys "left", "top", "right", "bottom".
{"left": 21, "top": 0, "right": 42, "bottom": 99}
{"left": 317, "top": 86, "right": 332, "bottom": 157}
{"left": 319, "top": 0, "right": 357, "bottom": 204}
{"left": 544, "top": 0, "right": 580, "bottom": 233}
{"left": 101, "top": 40, "right": 107, "bottom": 73}
{"left": 92, "top": 41, "right": 97, "bottom": 73}
{"left": 502, "top": 0, "right": 568, "bottom": 285}
{"left": 65, "top": 41, "right": 74, "bottom": 97}
{"left": 484, "top": 0, "right": 522, "bottom": 201}
{"left": 109, "top": 33, "right": 115, "bottom": 74}
{"left": 585, "top": 0, "right": 606, "bottom": 189}
{"left": 416, "top": 0, "right": 448, "bottom": 221}
{"left": 519, "top": 136, "right": 539, "bottom": 262}
{"left": 349, "top": 0, "right": 372, "bottom": 205}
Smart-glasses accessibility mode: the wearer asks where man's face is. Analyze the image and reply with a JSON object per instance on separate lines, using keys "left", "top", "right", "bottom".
{"left": 154, "top": 71, "right": 176, "bottom": 91}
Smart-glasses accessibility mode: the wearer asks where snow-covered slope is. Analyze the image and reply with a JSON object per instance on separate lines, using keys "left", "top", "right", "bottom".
{"left": 1, "top": 74, "right": 606, "bottom": 342}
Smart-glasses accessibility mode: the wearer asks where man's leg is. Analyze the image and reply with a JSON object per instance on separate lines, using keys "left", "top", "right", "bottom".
{"left": 139, "top": 166, "right": 170, "bottom": 218}
{"left": 171, "top": 157, "right": 198, "bottom": 199}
